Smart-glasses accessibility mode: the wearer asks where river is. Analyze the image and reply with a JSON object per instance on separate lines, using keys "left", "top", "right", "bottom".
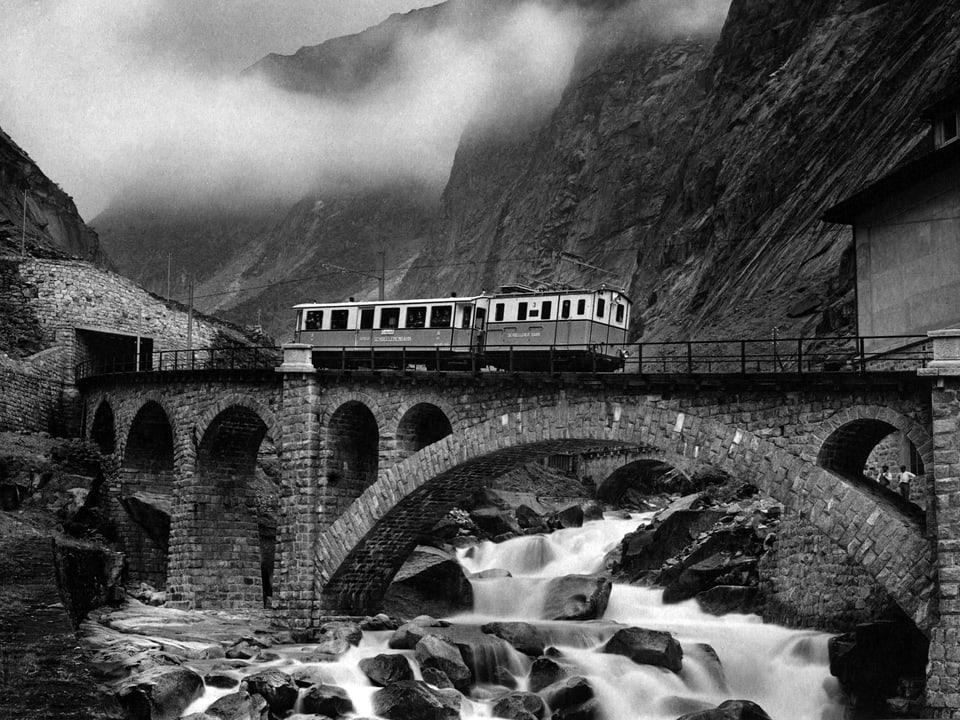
{"left": 183, "top": 513, "right": 844, "bottom": 719}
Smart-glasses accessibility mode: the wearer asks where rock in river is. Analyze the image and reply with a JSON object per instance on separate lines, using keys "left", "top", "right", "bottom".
{"left": 602, "top": 626, "right": 683, "bottom": 672}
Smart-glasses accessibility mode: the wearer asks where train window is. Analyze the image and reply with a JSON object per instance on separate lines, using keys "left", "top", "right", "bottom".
{"left": 529, "top": 308, "right": 539, "bottom": 318}
{"left": 542, "top": 301, "right": 552, "bottom": 320}
{"left": 596, "top": 298, "right": 606, "bottom": 318}
{"left": 561, "top": 300, "right": 570, "bottom": 319}
{"left": 380, "top": 307, "right": 400, "bottom": 329}
{"left": 330, "top": 309, "right": 349, "bottom": 330}
{"left": 430, "top": 305, "right": 452, "bottom": 328}
{"left": 460, "top": 306, "right": 473, "bottom": 328}
{"left": 495, "top": 303, "right": 505, "bottom": 322}
{"left": 359, "top": 307, "right": 375, "bottom": 329}
{"left": 577, "top": 299, "right": 586, "bottom": 315}
{"left": 406, "top": 306, "right": 427, "bottom": 328}
{"left": 615, "top": 304, "right": 625, "bottom": 323}
{"left": 476, "top": 307, "right": 486, "bottom": 328}
{"left": 517, "top": 302, "right": 528, "bottom": 321}
{"left": 304, "top": 310, "right": 323, "bottom": 331}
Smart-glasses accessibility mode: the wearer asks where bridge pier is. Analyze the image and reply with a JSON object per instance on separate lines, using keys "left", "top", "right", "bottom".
{"left": 920, "top": 330, "right": 960, "bottom": 716}
{"left": 275, "top": 345, "right": 323, "bottom": 626}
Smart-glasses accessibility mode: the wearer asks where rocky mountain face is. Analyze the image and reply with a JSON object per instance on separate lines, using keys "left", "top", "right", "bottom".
{"left": 93, "top": 0, "right": 960, "bottom": 342}
{"left": 0, "top": 127, "right": 107, "bottom": 263}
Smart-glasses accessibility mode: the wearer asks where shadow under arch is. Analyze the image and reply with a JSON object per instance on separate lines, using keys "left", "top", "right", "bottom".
{"left": 395, "top": 402, "right": 452, "bottom": 458}
{"left": 90, "top": 399, "right": 116, "bottom": 455}
{"left": 188, "top": 404, "right": 272, "bottom": 609}
{"left": 596, "top": 458, "right": 691, "bottom": 505}
{"left": 119, "top": 400, "right": 175, "bottom": 588}
{"left": 325, "top": 400, "right": 380, "bottom": 518}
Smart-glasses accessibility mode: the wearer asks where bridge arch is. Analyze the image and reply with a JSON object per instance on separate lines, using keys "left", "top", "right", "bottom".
{"left": 394, "top": 401, "right": 454, "bottom": 460}
{"left": 117, "top": 398, "right": 178, "bottom": 588}
{"left": 596, "top": 456, "right": 693, "bottom": 505}
{"left": 185, "top": 403, "right": 274, "bottom": 608}
{"left": 89, "top": 398, "right": 116, "bottom": 455}
{"left": 315, "top": 400, "right": 935, "bottom": 627}
{"left": 323, "top": 397, "right": 382, "bottom": 518}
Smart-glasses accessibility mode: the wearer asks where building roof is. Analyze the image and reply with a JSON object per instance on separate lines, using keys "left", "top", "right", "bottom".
{"left": 821, "top": 135, "right": 960, "bottom": 224}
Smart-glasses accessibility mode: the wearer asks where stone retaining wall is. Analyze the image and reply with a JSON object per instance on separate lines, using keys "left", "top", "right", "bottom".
{"left": 0, "top": 349, "right": 65, "bottom": 434}
{"left": 759, "top": 512, "right": 899, "bottom": 633}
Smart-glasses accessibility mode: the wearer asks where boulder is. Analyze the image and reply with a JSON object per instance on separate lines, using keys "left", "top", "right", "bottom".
{"left": 391, "top": 621, "right": 516, "bottom": 685}
{"left": 414, "top": 635, "right": 472, "bottom": 690}
{"left": 360, "top": 613, "right": 400, "bottom": 631}
{"left": 480, "top": 621, "right": 546, "bottom": 657}
{"left": 384, "top": 546, "right": 473, "bottom": 618}
{"left": 359, "top": 653, "right": 414, "bottom": 686}
{"left": 616, "top": 508, "right": 725, "bottom": 577}
{"left": 373, "top": 680, "right": 461, "bottom": 720}
{"left": 492, "top": 691, "right": 546, "bottom": 720}
{"left": 549, "top": 504, "right": 584, "bottom": 529}
{"left": 421, "top": 666, "right": 454, "bottom": 689}
{"left": 539, "top": 676, "right": 594, "bottom": 712}
{"left": 290, "top": 666, "right": 336, "bottom": 688}
{"left": 204, "top": 673, "right": 240, "bottom": 690}
{"left": 388, "top": 617, "right": 449, "bottom": 649}
{"left": 470, "top": 507, "right": 521, "bottom": 538}
{"left": 301, "top": 683, "right": 355, "bottom": 717}
{"left": 542, "top": 575, "right": 611, "bottom": 620}
{"left": 52, "top": 536, "right": 124, "bottom": 627}
{"left": 528, "top": 655, "right": 569, "bottom": 693}
{"left": 204, "top": 690, "right": 268, "bottom": 720}
{"left": 695, "top": 585, "right": 760, "bottom": 615}
{"left": 662, "top": 553, "right": 757, "bottom": 604}
{"left": 516, "top": 504, "right": 546, "bottom": 529}
{"left": 676, "top": 699, "right": 773, "bottom": 719}
{"left": 116, "top": 665, "right": 204, "bottom": 720}
{"left": 239, "top": 669, "right": 298, "bottom": 716}
{"left": 602, "top": 626, "right": 683, "bottom": 672}
{"left": 580, "top": 500, "right": 604, "bottom": 522}
{"left": 553, "top": 698, "right": 601, "bottom": 720}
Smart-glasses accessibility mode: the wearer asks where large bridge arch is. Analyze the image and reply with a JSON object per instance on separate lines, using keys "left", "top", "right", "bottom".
{"left": 315, "top": 399, "right": 935, "bottom": 627}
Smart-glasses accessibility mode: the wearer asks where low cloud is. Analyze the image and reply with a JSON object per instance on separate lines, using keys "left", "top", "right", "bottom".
{"left": 0, "top": 0, "right": 730, "bottom": 220}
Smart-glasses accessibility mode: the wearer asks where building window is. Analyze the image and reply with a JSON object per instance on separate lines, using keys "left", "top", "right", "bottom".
{"left": 304, "top": 310, "right": 323, "bottom": 330}
{"left": 380, "top": 307, "right": 400, "bottom": 329}
{"left": 330, "top": 309, "right": 349, "bottom": 330}
{"left": 542, "top": 301, "right": 552, "bottom": 320}
{"left": 430, "top": 305, "right": 452, "bottom": 328}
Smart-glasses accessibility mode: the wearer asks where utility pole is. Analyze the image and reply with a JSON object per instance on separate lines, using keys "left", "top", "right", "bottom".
{"left": 187, "top": 279, "right": 194, "bottom": 350}
{"left": 20, "top": 188, "right": 27, "bottom": 258}
{"left": 166, "top": 252, "right": 172, "bottom": 299}
{"left": 379, "top": 250, "right": 386, "bottom": 301}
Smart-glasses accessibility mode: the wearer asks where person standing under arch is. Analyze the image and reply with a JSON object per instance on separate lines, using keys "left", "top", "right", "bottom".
{"left": 898, "top": 465, "right": 916, "bottom": 501}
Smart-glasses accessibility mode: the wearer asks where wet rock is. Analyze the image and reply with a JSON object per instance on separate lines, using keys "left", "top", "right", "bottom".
{"left": 602, "top": 626, "right": 683, "bottom": 672}
{"left": 225, "top": 635, "right": 272, "bottom": 660}
{"left": 616, "top": 508, "right": 725, "bottom": 577}
{"left": 549, "top": 504, "right": 584, "bottom": 529}
{"left": 516, "top": 504, "right": 546, "bottom": 529}
{"left": 421, "top": 666, "right": 454, "bottom": 689}
{"left": 580, "top": 500, "right": 603, "bottom": 522}
{"left": 239, "top": 669, "right": 298, "bottom": 716}
{"left": 116, "top": 665, "right": 204, "bottom": 720}
{"left": 542, "top": 574, "right": 611, "bottom": 620}
{"left": 473, "top": 568, "right": 512, "bottom": 579}
{"left": 415, "top": 634, "right": 472, "bottom": 690}
{"left": 492, "top": 691, "right": 546, "bottom": 719}
{"left": 119, "top": 491, "right": 171, "bottom": 550}
{"left": 528, "top": 656, "right": 569, "bottom": 693}
{"left": 539, "top": 676, "right": 594, "bottom": 712}
{"left": 383, "top": 546, "right": 473, "bottom": 618}
{"left": 676, "top": 698, "right": 773, "bottom": 719}
{"left": 480, "top": 621, "right": 545, "bottom": 657}
{"left": 204, "top": 690, "right": 268, "bottom": 720}
{"left": 290, "top": 666, "right": 336, "bottom": 688}
{"left": 552, "top": 697, "right": 601, "bottom": 720}
{"left": 688, "top": 643, "right": 728, "bottom": 690}
{"left": 358, "top": 653, "right": 414, "bottom": 686}
{"left": 204, "top": 673, "right": 240, "bottom": 689}
{"left": 360, "top": 613, "right": 400, "bottom": 631}
{"left": 470, "top": 506, "right": 521, "bottom": 538}
{"left": 388, "top": 616, "right": 449, "bottom": 649}
{"left": 695, "top": 585, "right": 760, "bottom": 615}
{"left": 662, "top": 552, "right": 757, "bottom": 603}
{"left": 373, "top": 680, "right": 461, "bottom": 720}
{"left": 301, "top": 683, "right": 355, "bottom": 717}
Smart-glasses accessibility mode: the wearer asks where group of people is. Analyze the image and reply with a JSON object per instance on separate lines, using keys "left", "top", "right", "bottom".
{"left": 876, "top": 464, "right": 916, "bottom": 500}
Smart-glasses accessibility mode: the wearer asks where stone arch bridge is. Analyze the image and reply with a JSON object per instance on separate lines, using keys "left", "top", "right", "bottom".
{"left": 77, "top": 346, "right": 956, "bottom": 634}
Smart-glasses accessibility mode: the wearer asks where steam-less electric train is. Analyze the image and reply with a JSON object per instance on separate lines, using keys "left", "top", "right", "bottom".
{"left": 293, "top": 285, "right": 631, "bottom": 371}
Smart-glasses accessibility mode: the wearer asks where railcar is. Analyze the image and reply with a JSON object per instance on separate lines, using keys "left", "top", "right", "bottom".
{"left": 293, "top": 285, "right": 631, "bottom": 371}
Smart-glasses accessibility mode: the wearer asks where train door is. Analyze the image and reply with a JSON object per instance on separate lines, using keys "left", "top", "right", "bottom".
{"left": 556, "top": 296, "right": 573, "bottom": 348}
{"left": 475, "top": 306, "right": 487, "bottom": 351}
{"left": 356, "top": 306, "right": 375, "bottom": 347}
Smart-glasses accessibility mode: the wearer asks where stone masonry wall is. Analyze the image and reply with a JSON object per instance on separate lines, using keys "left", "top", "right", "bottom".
{"left": 759, "top": 512, "right": 900, "bottom": 633}
{"left": 0, "top": 349, "right": 65, "bottom": 433}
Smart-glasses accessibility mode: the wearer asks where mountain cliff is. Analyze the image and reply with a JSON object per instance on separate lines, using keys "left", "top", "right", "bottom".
{"left": 93, "top": 0, "right": 960, "bottom": 342}
{"left": 0, "top": 127, "right": 107, "bottom": 263}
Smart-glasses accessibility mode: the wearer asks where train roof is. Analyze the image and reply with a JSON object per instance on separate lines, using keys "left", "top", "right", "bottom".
{"left": 292, "top": 285, "right": 631, "bottom": 310}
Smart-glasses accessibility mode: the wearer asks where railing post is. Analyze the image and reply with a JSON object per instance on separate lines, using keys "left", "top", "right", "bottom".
{"left": 687, "top": 342, "right": 693, "bottom": 374}
{"left": 549, "top": 345, "right": 555, "bottom": 376}
{"left": 797, "top": 338, "right": 803, "bottom": 373}
{"left": 509, "top": 346, "right": 515, "bottom": 373}
{"left": 435, "top": 346, "right": 441, "bottom": 372}
{"left": 401, "top": 346, "right": 407, "bottom": 375}
{"left": 637, "top": 343, "right": 643, "bottom": 374}
{"left": 858, "top": 337, "right": 866, "bottom": 373}
{"left": 740, "top": 341, "right": 746, "bottom": 374}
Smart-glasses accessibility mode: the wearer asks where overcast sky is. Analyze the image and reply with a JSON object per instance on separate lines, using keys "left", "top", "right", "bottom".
{"left": 0, "top": 0, "right": 730, "bottom": 222}
{"left": 0, "top": 0, "right": 437, "bottom": 218}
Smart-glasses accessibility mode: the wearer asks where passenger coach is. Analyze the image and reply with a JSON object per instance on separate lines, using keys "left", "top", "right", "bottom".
{"left": 293, "top": 285, "right": 631, "bottom": 371}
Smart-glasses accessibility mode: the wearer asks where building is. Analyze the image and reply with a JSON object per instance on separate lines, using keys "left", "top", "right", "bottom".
{"left": 823, "top": 92, "right": 960, "bottom": 354}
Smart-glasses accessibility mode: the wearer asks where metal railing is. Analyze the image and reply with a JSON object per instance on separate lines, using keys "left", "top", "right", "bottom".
{"left": 75, "top": 346, "right": 282, "bottom": 381}
{"left": 74, "top": 335, "right": 932, "bottom": 381}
